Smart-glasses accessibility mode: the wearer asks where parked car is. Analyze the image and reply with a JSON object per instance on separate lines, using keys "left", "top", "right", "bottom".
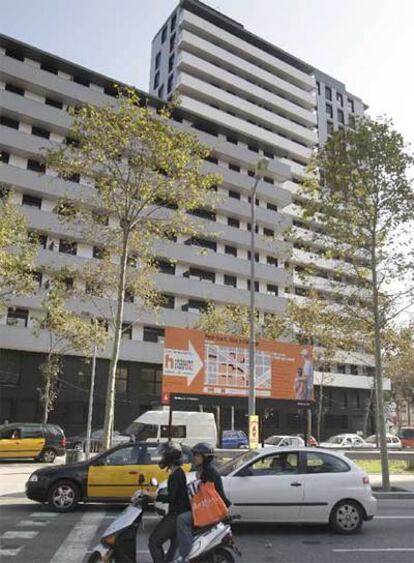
{"left": 365, "top": 434, "right": 402, "bottom": 449}
{"left": 0, "top": 423, "right": 66, "bottom": 462}
{"left": 319, "top": 434, "right": 369, "bottom": 449}
{"left": 66, "top": 429, "right": 128, "bottom": 451}
{"left": 297, "top": 433, "right": 319, "bottom": 446}
{"left": 156, "top": 447, "right": 376, "bottom": 533}
{"left": 221, "top": 430, "right": 248, "bottom": 449}
{"left": 26, "top": 441, "right": 193, "bottom": 512}
{"left": 399, "top": 427, "right": 414, "bottom": 448}
{"left": 124, "top": 410, "right": 217, "bottom": 447}
{"left": 263, "top": 435, "right": 305, "bottom": 448}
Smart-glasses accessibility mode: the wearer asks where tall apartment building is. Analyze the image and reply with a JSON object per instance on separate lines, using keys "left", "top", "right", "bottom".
{"left": 0, "top": 0, "right": 388, "bottom": 436}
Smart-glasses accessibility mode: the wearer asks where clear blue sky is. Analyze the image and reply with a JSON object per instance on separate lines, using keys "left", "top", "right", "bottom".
{"left": 2, "top": 0, "right": 413, "bottom": 320}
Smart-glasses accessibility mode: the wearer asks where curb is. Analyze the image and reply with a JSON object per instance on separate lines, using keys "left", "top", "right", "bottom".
{"left": 374, "top": 491, "right": 414, "bottom": 500}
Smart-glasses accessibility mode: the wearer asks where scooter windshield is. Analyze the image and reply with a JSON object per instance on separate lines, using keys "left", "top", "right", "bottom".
{"left": 102, "top": 505, "right": 143, "bottom": 539}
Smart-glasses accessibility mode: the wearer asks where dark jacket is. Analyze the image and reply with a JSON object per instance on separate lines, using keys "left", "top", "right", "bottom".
{"left": 163, "top": 466, "right": 191, "bottom": 515}
{"left": 200, "top": 460, "right": 231, "bottom": 507}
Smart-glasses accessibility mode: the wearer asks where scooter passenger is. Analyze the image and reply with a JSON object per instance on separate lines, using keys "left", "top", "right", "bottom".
{"left": 174, "top": 443, "right": 231, "bottom": 563}
{"left": 149, "top": 442, "right": 191, "bottom": 563}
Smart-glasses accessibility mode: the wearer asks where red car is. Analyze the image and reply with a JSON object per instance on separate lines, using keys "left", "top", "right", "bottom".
{"left": 400, "top": 427, "right": 414, "bottom": 448}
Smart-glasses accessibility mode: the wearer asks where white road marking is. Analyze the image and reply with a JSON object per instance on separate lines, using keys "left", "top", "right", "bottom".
{"left": 18, "top": 519, "right": 48, "bottom": 527}
{"left": 0, "top": 547, "right": 23, "bottom": 556}
{"left": 49, "top": 511, "right": 104, "bottom": 563}
{"left": 376, "top": 515, "right": 414, "bottom": 519}
{"left": 1, "top": 530, "right": 39, "bottom": 539}
{"left": 30, "top": 512, "right": 59, "bottom": 518}
{"left": 333, "top": 548, "right": 414, "bottom": 552}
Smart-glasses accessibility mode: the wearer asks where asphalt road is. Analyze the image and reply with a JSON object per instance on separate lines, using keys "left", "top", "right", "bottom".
{"left": 1, "top": 494, "right": 414, "bottom": 563}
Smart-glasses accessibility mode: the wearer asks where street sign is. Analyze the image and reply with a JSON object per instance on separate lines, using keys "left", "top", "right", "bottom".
{"left": 249, "top": 415, "right": 259, "bottom": 449}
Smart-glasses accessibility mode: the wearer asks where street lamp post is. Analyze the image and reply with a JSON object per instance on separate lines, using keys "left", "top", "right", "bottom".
{"left": 248, "top": 157, "right": 269, "bottom": 444}
{"left": 84, "top": 316, "right": 98, "bottom": 460}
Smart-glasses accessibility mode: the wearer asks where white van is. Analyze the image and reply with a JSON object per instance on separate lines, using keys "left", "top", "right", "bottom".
{"left": 124, "top": 410, "right": 217, "bottom": 447}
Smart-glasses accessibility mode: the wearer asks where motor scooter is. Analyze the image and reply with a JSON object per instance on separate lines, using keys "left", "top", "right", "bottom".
{"left": 85, "top": 480, "right": 239, "bottom": 563}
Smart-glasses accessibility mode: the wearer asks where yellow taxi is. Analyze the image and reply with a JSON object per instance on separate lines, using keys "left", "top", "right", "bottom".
{"left": 0, "top": 423, "right": 66, "bottom": 462}
{"left": 26, "top": 441, "right": 193, "bottom": 511}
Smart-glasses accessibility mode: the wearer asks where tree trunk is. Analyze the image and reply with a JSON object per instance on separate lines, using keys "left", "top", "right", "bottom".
{"left": 362, "top": 384, "right": 375, "bottom": 437}
{"left": 42, "top": 375, "right": 50, "bottom": 424}
{"left": 316, "top": 375, "right": 325, "bottom": 442}
{"left": 371, "top": 251, "right": 390, "bottom": 491}
{"left": 102, "top": 231, "right": 129, "bottom": 450}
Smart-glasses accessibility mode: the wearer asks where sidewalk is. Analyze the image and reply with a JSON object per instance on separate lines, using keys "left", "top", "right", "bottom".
{"left": 0, "top": 457, "right": 66, "bottom": 496}
{"left": 369, "top": 473, "right": 414, "bottom": 497}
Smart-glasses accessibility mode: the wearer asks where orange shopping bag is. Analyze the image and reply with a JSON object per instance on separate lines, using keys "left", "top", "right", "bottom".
{"left": 191, "top": 481, "right": 229, "bottom": 528}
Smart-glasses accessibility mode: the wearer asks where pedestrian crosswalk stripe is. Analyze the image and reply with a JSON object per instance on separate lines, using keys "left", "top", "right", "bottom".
{"left": 30, "top": 512, "right": 59, "bottom": 518}
{"left": 0, "top": 547, "right": 23, "bottom": 557}
{"left": 18, "top": 520, "right": 48, "bottom": 527}
{"left": 49, "top": 511, "right": 104, "bottom": 563}
{"left": 1, "top": 531, "right": 39, "bottom": 539}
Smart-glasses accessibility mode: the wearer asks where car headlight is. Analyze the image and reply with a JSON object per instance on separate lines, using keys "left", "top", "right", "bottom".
{"left": 28, "top": 474, "right": 39, "bottom": 482}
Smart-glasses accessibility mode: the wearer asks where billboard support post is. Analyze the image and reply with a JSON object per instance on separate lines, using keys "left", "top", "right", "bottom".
{"left": 167, "top": 396, "right": 174, "bottom": 442}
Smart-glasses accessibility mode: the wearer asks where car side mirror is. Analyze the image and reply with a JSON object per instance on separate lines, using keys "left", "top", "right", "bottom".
{"left": 92, "top": 458, "right": 104, "bottom": 466}
{"left": 150, "top": 477, "right": 158, "bottom": 487}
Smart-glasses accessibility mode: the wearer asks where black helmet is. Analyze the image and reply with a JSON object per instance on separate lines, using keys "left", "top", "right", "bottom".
{"left": 192, "top": 442, "right": 214, "bottom": 460}
{"left": 158, "top": 442, "right": 183, "bottom": 469}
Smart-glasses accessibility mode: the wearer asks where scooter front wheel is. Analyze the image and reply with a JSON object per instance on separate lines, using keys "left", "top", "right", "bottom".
{"left": 211, "top": 547, "right": 235, "bottom": 563}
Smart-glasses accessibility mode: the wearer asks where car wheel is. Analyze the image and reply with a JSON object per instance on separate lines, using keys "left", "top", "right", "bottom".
{"left": 48, "top": 480, "right": 80, "bottom": 512}
{"left": 41, "top": 448, "right": 56, "bottom": 463}
{"left": 330, "top": 500, "right": 363, "bottom": 534}
{"left": 213, "top": 548, "right": 235, "bottom": 563}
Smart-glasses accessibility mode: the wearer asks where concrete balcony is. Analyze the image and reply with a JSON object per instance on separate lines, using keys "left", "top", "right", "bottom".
{"left": 180, "top": 11, "right": 315, "bottom": 92}
{"left": 177, "top": 73, "right": 317, "bottom": 146}
{"left": 314, "top": 370, "right": 390, "bottom": 392}
{"left": 0, "top": 53, "right": 111, "bottom": 110}
{"left": 177, "top": 51, "right": 317, "bottom": 128}
{"left": 179, "top": 95, "right": 312, "bottom": 163}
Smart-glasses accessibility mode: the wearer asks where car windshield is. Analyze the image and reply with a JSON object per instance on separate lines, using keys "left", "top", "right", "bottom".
{"left": 401, "top": 429, "right": 414, "bottom": 439}
{"left": 366, "top": 436, "right": 377, "bottom": 443}
{"left": 218, "top": 450, "right": 259, "bottom": 476}
{"left": 264, "top": 436, "right": 283, "bottom": 446}
{"left": 326, "top": 435, "right": 345, "bottom": 444}
{"left": 125, "top": 422, "right": 158, "bottom": 440}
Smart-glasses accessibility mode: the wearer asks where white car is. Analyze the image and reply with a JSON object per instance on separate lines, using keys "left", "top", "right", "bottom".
{"left": 319, "top": 433, "right": 369, "bottom": 449}
{"left": 156, "top": 447, "right": 376, "bottom": 534}
{"left": 263, "top": 435, "right": 305, "bottom": 448}
{"left": 365, "top": 434, "right": 402, "bottom": 449}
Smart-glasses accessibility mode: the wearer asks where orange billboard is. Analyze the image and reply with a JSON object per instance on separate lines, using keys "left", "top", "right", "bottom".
{"left": 162, "top": 327, "right": 314, "bottom": 402}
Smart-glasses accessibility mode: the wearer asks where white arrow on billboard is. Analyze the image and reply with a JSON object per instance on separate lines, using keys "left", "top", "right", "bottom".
{"left": 163, "top": 341, "right": 203, "bottom": 386}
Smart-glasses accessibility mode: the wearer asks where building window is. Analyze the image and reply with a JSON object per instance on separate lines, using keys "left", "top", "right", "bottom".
{"left": 27, "top": 159, "right": 46, "bottom": 173}
{"left": 121, "top": 323, "right": 133, "bottom": 340}
{"left": 140, "top": 367, "right": 162, "bottom": 395}
{"left": 59, "top": 239, "right": 77, "bottom": 255}
{"left": 169, "top": 33, "right": 176, "bottom": 52}
{"left": 93, "top": 246, "right": 107, "bottom": 259}
{"left": 350, "top": 364, "right": 359, "bottom": 375}
{"left": 161, "top": 294, "right": 175, "bottom": 309}
{"left": 267, "top": 284, "right": 278, "bottom": 296}
{"left": 349, "top": 114, "right": 356, "bottom": 128}
{"left": 224, "top": 274, "right": 237, "bottom": 288}
{"left": 7, "top": 307, "right": 28, "bottom": 327}
{"left": 347, "top": 98, "right": 355, "bottom": 113}
{"left": 22, "top": 194, "right": 42, "bottom": 208}
{"left": 45, "top": 97, "right": 63, "bottom": 109}
{"left": 40, "top": 61, "right": 58, "bottom": 75}
{"left": 157, "top": 260, "right": 175, "bottom": 275}
{"left": 327, "top": 122, "right": 334, "bottom": 135}
{"left": 154, "top": 71, "right": 160, "bottom": 89}
{"left": 225, "top": 245, "right": 237, "bottom": 257}
{"left": 0, "top": 349, "right": 23, "bottom": 386}
{"left": 228, "top": 190, "right": 240, "bottom": 200}
{"left": 116, "top": 366, "right": 129, "bottom": 393}
{"left": 263, "top": 176, "right": 274, "bottom": 185}
{"left": 229, "top": 163, "right": 240, "bottom": 172}
{"left": 0, "top": 116, "right": 19, "bottom": 129}
{"left": 227, "top": 217, "right": 240, "bottom": 228}
{"left": 267, "top": 202, "right": 278, "bottom": 212}
{"left": 267, "top": 256, "right": 278, "bottom": 267}
{"left": 158, "top": 85, "right": 164, "bottom": 98}
{"left": 5, "top": 83, "right": 25, "bottom": 96}
{"left": 5, "top": 48, "right": 24, "bottom": 61}
{"left": 161, "top": 25, "right": 167, "bottom": 44}
{"left": 155, "top": 51, "right": 161, "bottom": 70}
{"left": 316, "top": 81, "right": 321, "bottom": 95}
{"left": 325, "top": 86, "right": 332, "bottom": 101}
{"left": 264, "top": 228, "right": 274, "bottom": 237}
{"left": 1, "top": 151, "right": 10, "bottom": 164}
{"left": 167, "top": 74, "right": 173, "bottom": 93}
{"left": 247, "top": 280, "right": 259, "bottom": 292}
{"left": 168, "top": 53, "right": 174, "bottom": 73}
{"left": 337, "top": 363, "right": 346, "bottom": 374}
{"left": 336, "top": 92, "right": 343, "bottom": 106}
{"left": 326, "top": 103, "right": 333, "bottom": 118}
{"left": 337, "top": 109, "right": 344, "bottom": 124}
{"left": 170, "top": 13, "right": 177, "bottom": 30}
{"left": 247, "top": 251, "right": 259, "bottom": 262}
{"left": 185, "top": 267, "right": 215, "bottom": 283}
{"left": 182, "top": 300, "right": 208, "bottom": 313}
{"left": 143, "top": 326, "right": 165, "bottom": 343}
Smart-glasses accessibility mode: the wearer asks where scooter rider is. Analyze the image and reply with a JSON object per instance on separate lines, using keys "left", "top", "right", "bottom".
{"left": 174, "top": 443, "right": 231, "bottom": 563}
{"left": 149, "top": 442, "right": 191, "bottom": 563}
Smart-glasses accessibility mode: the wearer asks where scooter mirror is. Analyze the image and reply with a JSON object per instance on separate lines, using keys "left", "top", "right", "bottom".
{"left": 150, "top": 477, "right": 158, "bottom": 487}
